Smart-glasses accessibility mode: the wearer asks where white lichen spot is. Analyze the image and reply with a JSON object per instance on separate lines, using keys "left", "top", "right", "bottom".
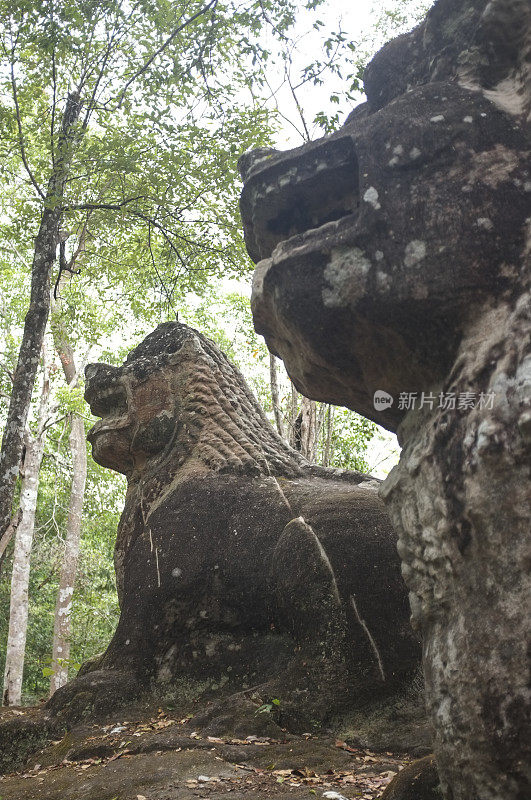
{"left": 205, "top": 639, "right": 218, "bottom": 657}
{"left": 463, "top": 116, "right": 473, "bottom": 123}
{"left": 375, "top": 250, "right": 384, "bottom": 261}
{"left": 480, "top": 112, "right": 487, "bottom": 117}
{"left": 322, "top": 247, "right": 372, "bottom": 308}
{"left": 392, "top": 144, "right": 404, "bottom": 155}
{"left": 409, "top": 147, "right": 421, "bottom": 160}
{"left": 59, "top": 587, "right": 73, "bottom": 604}
{"left": 524, "top": 181, "right": 531, "bottom": 192}
{"left": 476, "top": 217, "right": 494, "bottom": 231}
{"left": 277, "top": 167, "right": 298, "bottom": 187}
{"left": 376, "top": 271, "right": 391, "bottom": 291}
{"left": 404, "top": 240, "right": 427, "bottom": 268}
{"left": 172, "top": 567, "right": 182, "bottom": 578}
{"left": 388, "top": 156, "right": 399, "bottom": 166}
{"left": 363, "top": 186, "right": 381, "bottom": 210}
{"left": 430, "top": 115, "right": 445, "bottom": 123}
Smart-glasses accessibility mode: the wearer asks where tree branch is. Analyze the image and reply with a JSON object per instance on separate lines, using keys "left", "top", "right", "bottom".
{"left": 147, "top": 223, "right": 178, "bottom": 319}
{"left": 115, "top": 0, "right": 218, "bottom": 108}
{"left": 65, "top": 195, "right": 146, "bottom": 212}
{"left": 50, "top": 4, "right": 57, "bottom": 168}
{"left": 9, "top": 51, "right": 45, "bottom": 199}
{"left": 0, "top": 507, "right": 21, "bottom": 563}
{"left": 285, "top": 59, "right": 311, "bottom": 142}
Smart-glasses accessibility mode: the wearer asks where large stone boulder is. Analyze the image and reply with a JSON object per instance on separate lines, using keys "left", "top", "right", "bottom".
{"left": 239, "top": 1, "right": 530, "bottom": 798}
{"left": 45, "top": 322, "right": 422, "bottom": 743}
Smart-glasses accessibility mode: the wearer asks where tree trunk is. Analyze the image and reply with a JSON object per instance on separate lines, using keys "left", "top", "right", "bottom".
{"left": 49, "top": 256, "right": 88, "bottom": 696}
{"left": 0, "top": 91, "right": 81, "bottom": 543}
{"left": 49, "top": 413, "right": 87, "bottom": 695}
{"left": 289, "top": 382, "right": 298, "bottom": 448}
{"left": 300, "top": 396, "right": 317, "bottom": 461}
{"left": 0, "top": 210, "right": 57, "bottom": 541}
{"left": 322, "top": 405, "right": 334, "bottom": 467}
{"left": 2, "top": 338, "right": 52, "bottom": 705}
{"left": 2, "top": 435, "right": 45, "bottom": 705}
{"left": 315, "top": 403, "right": 326, "bottom": 452}
{"left": 269, "top": 353, "right": 285, "bottom": 439}
{"left": 0, "top": 509, "right": 22, "bottom": 571}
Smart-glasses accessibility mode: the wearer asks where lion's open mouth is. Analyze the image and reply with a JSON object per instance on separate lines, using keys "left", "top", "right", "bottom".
{"left": 240, "top": 136, "right": 359, "bottom": 264}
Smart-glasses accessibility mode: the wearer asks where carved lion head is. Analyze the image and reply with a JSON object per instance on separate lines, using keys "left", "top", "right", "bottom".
{"left": 240, "top": 0, "right": 530, "bottom": 430}
{"left": 85, "top": 322, "right": 304, "bottom": 478}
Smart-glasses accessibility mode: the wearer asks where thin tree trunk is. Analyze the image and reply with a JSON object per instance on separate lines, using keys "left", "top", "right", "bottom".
{"left": 269, "top": 353, "right": 285, "bottom": 440}
{"left": 2, "top": 338, "right": 52, "bottom": 705}
{"left": 49, "top": 413, "right": 87, "bottom": 695}
{"left": 300, "top": 397, "right": 317, "bottom": 462}
{"left": 316, "top": 403, "right": 326, "bottom": 453}
{"left": 2, "top": 435, "right": 45, "bottom": 705}
{"left": 289, "top": 382, "right": 298, "bottom": 448}
{"left": 0, "top": 91, "right": 81, "bottom": 543}
{"left": 49, "top": 251, "right": 88, "bottom": 696}
{"left": 322, "top": 405, "right": 334, "bottom": 467}
{"left": 0, "top": 211, "right": 57, "bottom": 540}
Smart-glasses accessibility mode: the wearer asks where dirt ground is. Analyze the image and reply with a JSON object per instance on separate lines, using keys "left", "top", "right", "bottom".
{"left": 0, "top": 706, "right": 414, "bottom": 800}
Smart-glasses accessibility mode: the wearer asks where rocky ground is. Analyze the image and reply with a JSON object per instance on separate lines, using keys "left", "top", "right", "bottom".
{"left": 0, "top": 705, "right": 419, "bottom": 800}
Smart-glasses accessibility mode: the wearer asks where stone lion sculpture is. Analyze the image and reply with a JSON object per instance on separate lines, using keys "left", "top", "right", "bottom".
{"left": 239, "top": 0, "right": 530, "bottom": 797}
{"left": 45, "top": 320, "right": 422, "bottom": 743}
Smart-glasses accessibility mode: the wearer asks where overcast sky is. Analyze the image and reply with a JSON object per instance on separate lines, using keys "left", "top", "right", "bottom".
{"left": 264, "top": 0, "right": 429, "bottom": 148}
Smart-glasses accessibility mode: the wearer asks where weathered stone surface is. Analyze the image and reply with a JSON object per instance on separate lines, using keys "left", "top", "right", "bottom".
{"left": 44, "top": 322, "right": 421, "bottom": 742}
{"left": 239, "top": 1, "right": 530, "bottom": 799}
{"left": 0, "top": 707, "right": 57, "bottom": 774}
{"left": 0, "top": 706, "right": 414, "bottom": 800}
{"left": 380, "top": 755, "right": 440, "bottom": 800}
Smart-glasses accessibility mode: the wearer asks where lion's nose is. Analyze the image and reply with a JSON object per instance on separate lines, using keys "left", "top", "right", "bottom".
{"left": 85, "top": 362, "right": 109, "bottom": 381}
{"left": 84, "top": 363, "right": 125, "bottom": 417}
{"left": 84, "top": 362, "right": 120, "bottom": 388}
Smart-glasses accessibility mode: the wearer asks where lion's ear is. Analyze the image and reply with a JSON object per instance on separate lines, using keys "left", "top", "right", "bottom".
{"left": 131, "top": 411, "right": 175, "bottom": 456}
